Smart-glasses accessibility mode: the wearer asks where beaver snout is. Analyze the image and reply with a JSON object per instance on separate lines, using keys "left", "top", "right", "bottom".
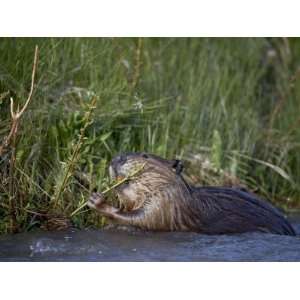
{"left": 109, "top": 154, "right": 127, "bottom": 179}
{"left": 111, "top": 154, "right": 127, "bottom": 167}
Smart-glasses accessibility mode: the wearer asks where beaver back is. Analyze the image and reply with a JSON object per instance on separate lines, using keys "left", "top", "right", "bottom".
{"left": 185, "top": 186, "right": 296, "bottom": 236}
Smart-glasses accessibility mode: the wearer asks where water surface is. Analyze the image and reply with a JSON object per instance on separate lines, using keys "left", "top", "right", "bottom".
{"left": 0, "top": 218, "right": 299, "bottom": 262}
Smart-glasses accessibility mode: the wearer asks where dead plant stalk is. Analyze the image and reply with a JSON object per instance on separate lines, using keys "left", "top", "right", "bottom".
{"left": 0, "top": 46, "right": 39, "bottom": 233}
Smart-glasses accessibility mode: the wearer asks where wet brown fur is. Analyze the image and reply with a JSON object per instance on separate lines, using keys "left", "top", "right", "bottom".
{"left": 88, "top": 153, "right": 296, "bottom": 236}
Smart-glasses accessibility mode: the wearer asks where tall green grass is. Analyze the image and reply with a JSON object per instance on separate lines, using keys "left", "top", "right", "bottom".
{"left": 0, "top": 38, "right": 300, "bottom": 233}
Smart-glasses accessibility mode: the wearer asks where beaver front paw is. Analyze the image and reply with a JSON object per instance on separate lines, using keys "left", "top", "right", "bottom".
{"left": 87, "top": 192, "right": 105, "bottom": 210}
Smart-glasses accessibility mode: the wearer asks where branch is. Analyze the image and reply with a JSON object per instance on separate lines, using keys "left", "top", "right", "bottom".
{"left": 70, "top": 162, "right": 147, "bottom": 217}
{"left": 0, "top": 46, "right": 39, "bottom": 155}
{"left": 17, "top": 45, "right": 39, "bottom": 117}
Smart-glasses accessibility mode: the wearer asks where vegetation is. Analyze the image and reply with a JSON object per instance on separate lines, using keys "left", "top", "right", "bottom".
{"left": 0, "top": 38, "right": 300, "bottom": 234}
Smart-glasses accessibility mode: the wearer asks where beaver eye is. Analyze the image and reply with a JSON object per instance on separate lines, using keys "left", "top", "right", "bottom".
{"left": 172, "top": 159, "right": 184, "bottom": 175}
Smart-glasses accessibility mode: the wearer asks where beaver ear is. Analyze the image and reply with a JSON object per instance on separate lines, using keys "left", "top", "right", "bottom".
{"left": 171, "top": 159, "right": 184, "bottom": 175}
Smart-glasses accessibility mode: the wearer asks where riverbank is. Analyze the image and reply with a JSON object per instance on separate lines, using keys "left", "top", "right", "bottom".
{"left": 1, "top": 38, "right": 300, "bottom": 234}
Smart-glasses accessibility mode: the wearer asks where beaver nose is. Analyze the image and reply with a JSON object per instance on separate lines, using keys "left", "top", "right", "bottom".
{"left": 112, "top": 154, "right": 127, "bottom": 167}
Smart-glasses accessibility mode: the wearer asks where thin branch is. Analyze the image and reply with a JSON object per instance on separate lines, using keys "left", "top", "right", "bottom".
{"left": 17, "top": 45, "right": 39, "bottom": 117}
{"left": 70, "top": 162, "right": 147, "bottom": 217}
{"left": 10, "top": 97, "right": 14, "bottom": 117}
{"left": 0, "top": 46, "right": 39, "bottom": 233}
{"left": 0, "top": 46, "right": 39, "bottom": 156}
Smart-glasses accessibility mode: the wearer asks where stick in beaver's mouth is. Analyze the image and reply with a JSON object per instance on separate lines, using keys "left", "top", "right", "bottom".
{"left": 70, "top": 163, "right": 146, "bottom": 217}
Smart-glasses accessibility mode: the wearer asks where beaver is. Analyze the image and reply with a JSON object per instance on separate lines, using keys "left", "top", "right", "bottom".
{"left": 87, "top": 152, "right": 296, "bottom": 235}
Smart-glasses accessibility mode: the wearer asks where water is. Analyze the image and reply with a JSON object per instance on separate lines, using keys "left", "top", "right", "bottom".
{"left": 0, "top": 218, "right": 300, "bottom": 262}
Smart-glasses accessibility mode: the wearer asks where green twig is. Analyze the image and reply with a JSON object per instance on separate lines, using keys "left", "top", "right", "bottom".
{"left": 70, "top": 162, "right": 146, "bottom": 217}
{"left": 52, "top": 97, "right": 97, "bottom": 209}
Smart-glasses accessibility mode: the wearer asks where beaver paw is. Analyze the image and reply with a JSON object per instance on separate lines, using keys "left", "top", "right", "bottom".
{"left": 87, "top": 192, "right": 105, "bottom": 209}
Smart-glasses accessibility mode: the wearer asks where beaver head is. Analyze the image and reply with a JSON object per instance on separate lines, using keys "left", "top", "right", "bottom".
{"left": 109, "top": 152, "right": 188, "bottom": 212}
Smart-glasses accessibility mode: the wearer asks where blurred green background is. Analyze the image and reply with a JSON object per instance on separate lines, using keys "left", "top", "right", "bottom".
{"left": 0, "top": 38, "right": 299, "bottom": 234}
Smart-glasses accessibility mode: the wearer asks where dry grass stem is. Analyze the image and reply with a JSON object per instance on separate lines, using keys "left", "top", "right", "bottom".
{"left": 0, "top": 46, "right": 39, "bottom": 233}
{"left": 0, "top": 46, "right": 39, "bottom": 155}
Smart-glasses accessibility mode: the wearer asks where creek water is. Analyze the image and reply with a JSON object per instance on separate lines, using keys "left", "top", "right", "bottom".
{"left": 0, "top": 216, "right": 300, "bottom": 262}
